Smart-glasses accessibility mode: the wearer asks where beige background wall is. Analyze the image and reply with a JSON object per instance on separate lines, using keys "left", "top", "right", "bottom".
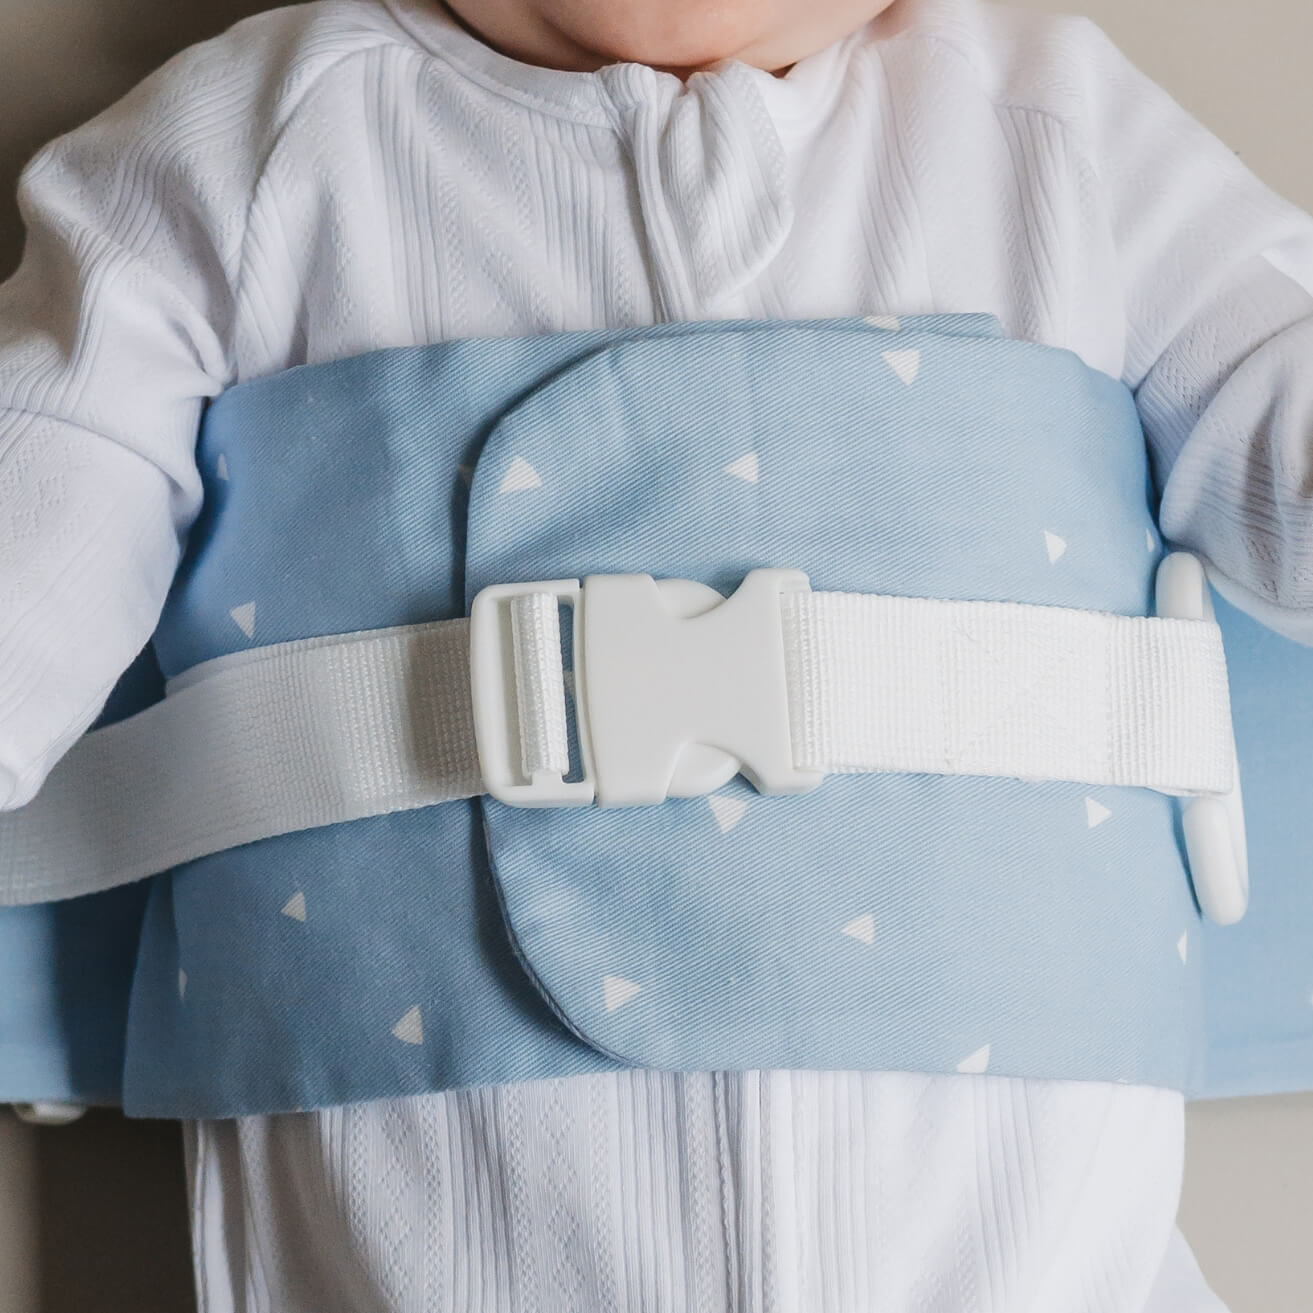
{"left": 1, "top": 1, "right": 1311, "bottom": 1310}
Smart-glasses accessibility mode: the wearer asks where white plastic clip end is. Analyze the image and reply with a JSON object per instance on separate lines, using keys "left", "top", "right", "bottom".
{"left": 1154, "top": 552, "right": 1249, "bottom": 925}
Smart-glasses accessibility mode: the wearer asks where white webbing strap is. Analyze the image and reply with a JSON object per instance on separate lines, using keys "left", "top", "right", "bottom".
{"left": 782, "top": 592, "right": 1232, "bottom": 794}
{"left": 0, "top": 622, "right": 482, "bottom": 906}
{"left": 0, "top": 584, "right": 1233, "bottom": 907}
{"left": 510, "top": 593, "right": 571, "bottom": 780}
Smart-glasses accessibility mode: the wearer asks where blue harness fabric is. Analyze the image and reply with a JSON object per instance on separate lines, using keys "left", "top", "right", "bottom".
{"left": 0, "top": 316, "right": 1309, "bottom": 1115}
{"left": 0, "top": 650, "right": 161, "bottom": 1106}
{"left": 1202, "top": 598, "right": 1313, "bottom": 1097}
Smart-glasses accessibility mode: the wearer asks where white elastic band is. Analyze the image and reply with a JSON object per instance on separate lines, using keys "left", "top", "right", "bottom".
{"left": 782, "top": 592, "right": 1232, "bottom": 794}
{"left": 510, "top": 593, "right": 571, "bottom": 780}
{"left": 0, "top": 621, "right": 481, "bottom": 905}
{"left": 0, "top": 589, "right": 1232, "bottom": 907}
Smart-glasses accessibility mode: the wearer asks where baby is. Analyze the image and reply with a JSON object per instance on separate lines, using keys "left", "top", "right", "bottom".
{"left": 3, "top": 0, "right": 1312, "bottom": 1309}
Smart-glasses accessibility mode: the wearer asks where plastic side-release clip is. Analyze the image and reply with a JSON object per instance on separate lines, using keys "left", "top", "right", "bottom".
{"left": 471, "top": 569, "right": 823, "bottom": 808}
{"left": 1155, "top": 552, "right": 1249, "bottom": 925}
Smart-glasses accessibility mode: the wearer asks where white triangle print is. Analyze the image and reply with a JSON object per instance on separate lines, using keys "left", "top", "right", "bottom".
{"left": 1085, "top": 797, "right": 1112, "bottom": 829}
{"left": 392, "top": 1006, "right": 424, "bottom": 1045}
{"left": 1177, "top": 931, "right": 1189, "bottom": 964}
{"left": 709, "top": 794, "right": 748, "bottom": 834}
{"left": 499, "top": 456, "right": 543, "bottom": 494}
{"left": 216, "top": 453, "right": 229, "bottom": 482}
{"left": 281, "top": 891, "right": 307, "bottom": 922}
{"left": 1146, "top": 527, "right": 1156, "bottom": 552}
{"left": 841, "top": 914, "right": 876, "bottom": 945}
{"left": 864, "top": 314, "right": 901, "bottom": 331}
{"left": 230, "top": 602, "right": 256, "bottom": 639}
{"left": 178, "top": 969, "right": 188, "bottom": 1001}
{"left": 724, "top": 451, "right": 760, "bottom": 484}
{"left": 1044, "top": 531, "right": 1067, "bottom": 565}
{"left": 882, "top": 349, "right": 921, "bottom": 386}
{"left": 603, "top": 975, "right": 643, "bottom": 1013}
{"left": 956, "top": 1044, "right": 992, "bottom": 1075}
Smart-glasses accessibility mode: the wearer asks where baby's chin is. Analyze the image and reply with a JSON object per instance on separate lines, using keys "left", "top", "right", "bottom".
{"left": 559, "top": 0, "right": 809, "bottom": 71}
{"left": 460, "top": 0, "right": 894, "bottom": 75}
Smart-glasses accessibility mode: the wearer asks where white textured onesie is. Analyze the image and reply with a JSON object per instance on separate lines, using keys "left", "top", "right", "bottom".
{"left": 4, "top": 0, "right": 1313, "bottom": 1308}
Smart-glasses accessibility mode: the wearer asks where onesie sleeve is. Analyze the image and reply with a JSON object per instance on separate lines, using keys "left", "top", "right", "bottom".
{"left": 1067, "top": 20, "right": 1313, "bottom": 642}
{"left": 0, "top": 31, "right": 277, "bottom": 808}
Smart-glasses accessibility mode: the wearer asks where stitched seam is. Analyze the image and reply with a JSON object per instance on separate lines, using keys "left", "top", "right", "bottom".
{"left": 232, "top": 36, "right": 424, "bottom": 363}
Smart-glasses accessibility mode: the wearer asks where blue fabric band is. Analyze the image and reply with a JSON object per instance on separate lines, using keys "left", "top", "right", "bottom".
{"left": 1, "top": 315, "right": 1309, "bottom": 1115}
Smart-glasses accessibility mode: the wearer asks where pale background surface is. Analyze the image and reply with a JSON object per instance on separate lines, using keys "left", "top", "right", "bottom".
{"left": 0, "top": 1, "right": 1310, "bottom": 1310}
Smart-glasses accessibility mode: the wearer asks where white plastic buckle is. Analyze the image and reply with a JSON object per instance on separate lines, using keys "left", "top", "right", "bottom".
{"left": 470, "top": 569, "right": 823, "bottom": 809}
{"left": 1155, "top": 552, "right": 1249, "bottom": 926}
{"left": 470, "top": 578, "right": 592, "bottom": 808}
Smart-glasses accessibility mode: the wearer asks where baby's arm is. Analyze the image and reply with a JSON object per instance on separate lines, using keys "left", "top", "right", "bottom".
{"left": 1064, "top": 20, "right": 1313, "bottom": 639}
{"left": 0, "top": 26, "right": 294, "bottom": 809}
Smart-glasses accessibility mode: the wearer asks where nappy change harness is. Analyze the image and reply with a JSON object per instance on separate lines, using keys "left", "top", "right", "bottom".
{"left": 4, "top": 314, "right": 1301, "bottom": 1121}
